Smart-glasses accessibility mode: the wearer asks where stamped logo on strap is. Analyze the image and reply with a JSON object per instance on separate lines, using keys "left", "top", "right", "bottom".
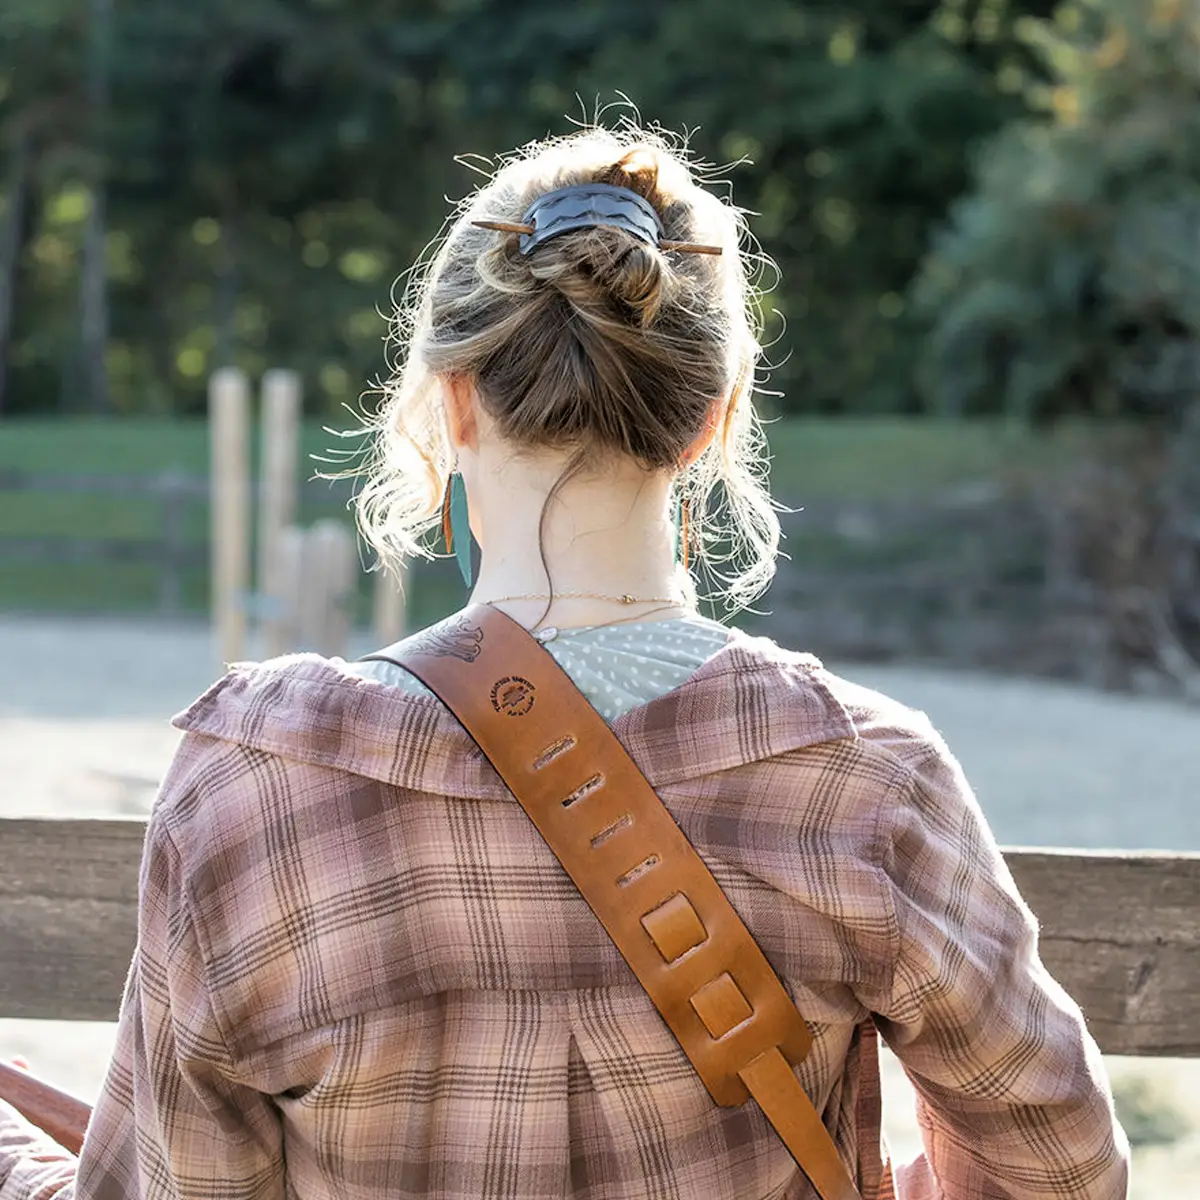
{"left": 490, "top": 675, "right": 536, "bottom": 716}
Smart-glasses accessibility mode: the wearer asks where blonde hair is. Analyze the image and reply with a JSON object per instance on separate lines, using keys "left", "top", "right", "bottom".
{"left": 351, "top": 122, "right": 780, "bottom": 610}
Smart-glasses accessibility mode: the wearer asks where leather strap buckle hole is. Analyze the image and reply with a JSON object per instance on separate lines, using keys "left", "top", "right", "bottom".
{"left": 590, "top": 814, "right": 633, "bottom": 850}
{"left": 561, "top": 774, "right": 604, "bottom": 808}
{"left": 689, "top": 972, "right": 755, "bottom": 1040}
{"left": 616, "top": 855, "right": 660, "bottom": 888}
{"left": 640, "top": 892, "right": 708, "bottom": 963}
{"left": 533, "top": 735, "right": 577, "bottom": 771}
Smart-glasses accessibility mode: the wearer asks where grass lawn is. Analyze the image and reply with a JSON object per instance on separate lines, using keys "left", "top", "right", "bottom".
{"left": 1, "top": 414, "right": 1081, "bottom": 499}
{"left": 0, "top": 415, "right": 1088, "bottom": 617}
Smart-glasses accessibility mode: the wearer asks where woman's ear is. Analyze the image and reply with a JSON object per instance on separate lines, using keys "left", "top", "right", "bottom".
{"left": 442, "top": 375, "right": 481, "bottom": 453}
{"left": 681, "top": 396, "right": 727, "bottom": 465}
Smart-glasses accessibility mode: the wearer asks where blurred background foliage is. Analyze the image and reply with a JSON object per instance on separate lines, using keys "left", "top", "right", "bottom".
{"left": 916, "top": 0, "right": 1200, "bottom": 422}
{"left": 0, "top": 0, "right": 1075, "bottom": 421}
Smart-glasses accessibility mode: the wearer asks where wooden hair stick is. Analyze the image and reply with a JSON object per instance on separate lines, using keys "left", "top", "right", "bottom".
{"left": 471, "top": 219, "right": 723, "bottom": 255}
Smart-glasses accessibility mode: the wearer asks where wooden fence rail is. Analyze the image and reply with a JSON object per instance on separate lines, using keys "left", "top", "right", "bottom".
{"left": 0, "top": 469, "right": 355, "bottom": 616}
{"left": 0, "top": 817, "right": 1196, "bottom": 1057}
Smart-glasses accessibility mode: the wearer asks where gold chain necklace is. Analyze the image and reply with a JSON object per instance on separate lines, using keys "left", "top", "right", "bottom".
{"left": 483, "top": 598, "right": 689, "bottom": 643}
{"left": 487, "top": 591, "right": 683, "bottom": 606}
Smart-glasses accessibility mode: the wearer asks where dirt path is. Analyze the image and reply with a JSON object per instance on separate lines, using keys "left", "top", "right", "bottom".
{"left": 5, "top": 614, "right": 1197, "bottom": 847}
{"left": 1, "top": 615, "right": 1198, "bottom": 1191}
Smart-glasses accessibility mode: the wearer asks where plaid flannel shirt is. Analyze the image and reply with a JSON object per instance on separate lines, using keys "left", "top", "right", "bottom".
{"left": 0, "top": 630, "right": 1129, "bottom": 1199}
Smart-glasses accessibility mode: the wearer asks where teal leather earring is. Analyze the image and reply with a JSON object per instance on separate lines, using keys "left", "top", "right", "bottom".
{"left": 441, "top": 471, "right": 473, "bottom": 587}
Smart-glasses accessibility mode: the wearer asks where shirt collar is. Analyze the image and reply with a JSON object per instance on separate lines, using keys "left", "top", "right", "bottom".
{"left": 172, "top": 630, "right": 856, "bottom": 799}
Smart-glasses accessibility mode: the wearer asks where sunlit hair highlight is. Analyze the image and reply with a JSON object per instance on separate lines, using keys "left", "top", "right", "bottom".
{"left": 349, "top": 121, "right": 781, "bottom": 611}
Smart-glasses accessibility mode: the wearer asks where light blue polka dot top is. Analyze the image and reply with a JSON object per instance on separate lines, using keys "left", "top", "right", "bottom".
{"left": 349, "top": 614, "right": 733, "bottom": 723}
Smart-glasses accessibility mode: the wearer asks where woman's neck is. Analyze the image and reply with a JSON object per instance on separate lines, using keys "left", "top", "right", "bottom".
{"left": 462, "top": 444, "right": 689, "bottom": 626}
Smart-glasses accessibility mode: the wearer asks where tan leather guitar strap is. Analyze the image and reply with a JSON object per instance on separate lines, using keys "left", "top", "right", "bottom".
{"left": 370, "top": 604, "right": 861, "bottom": 1200}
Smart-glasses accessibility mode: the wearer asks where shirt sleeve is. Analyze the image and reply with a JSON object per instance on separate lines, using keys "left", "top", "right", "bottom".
{"left": 0, "top": 812, "right": 285, "bottom": 1200}
{"left": 873, "top": 734, "right": 1130, "bottom": 1199}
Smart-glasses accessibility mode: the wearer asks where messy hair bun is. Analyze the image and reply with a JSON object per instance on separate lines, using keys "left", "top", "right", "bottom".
{"left": 535, "top": 151, "right": 677, "bottom": 329}
{"left": 353, "top": 123, "right": 779, "bottom": 609}
{"left": 531, "top": 223, "right": 674, "bottom": 330}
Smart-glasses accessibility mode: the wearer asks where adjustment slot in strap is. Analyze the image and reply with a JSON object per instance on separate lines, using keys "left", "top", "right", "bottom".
{"left": 561, "top": 773, "right": 604, "bottom": 808}
{"left": 533, "top": 735, "right": 577, "bottom": 770}
{"left": 616, "top": 854, "right": 660, "bottom": 888}
{"left": 590, "top": 814, "right": 633, "bottom": 849}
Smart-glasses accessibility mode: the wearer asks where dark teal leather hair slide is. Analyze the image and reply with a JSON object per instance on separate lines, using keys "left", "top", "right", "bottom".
{"left": 471, "top": 182, "right": 722, "bottom": 256}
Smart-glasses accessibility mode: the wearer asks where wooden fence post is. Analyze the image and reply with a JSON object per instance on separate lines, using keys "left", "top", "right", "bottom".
{"left": 278, "top": 521, "right": 357, "bottom": 658}
{"left": 307, "top": 520, "right": 356, "bottom": 657}
{"left": 276, "top": 525, "right": 306, "bottom": 653}
{"left": 257, "top": 370, "right": 302, "bottom": 657}
{"left": 372, "top": 565, "right": 406, "bottom": 648}
{"left": 209, "top": 368, "right": 250, "bottom": 665}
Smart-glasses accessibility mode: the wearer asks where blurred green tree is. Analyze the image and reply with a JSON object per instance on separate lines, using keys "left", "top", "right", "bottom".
{"left": 0, "top": 0, "right": 1055, "bottom": 419}
{"left": 583, "top": 2, "right": 1052, "bottom": 414}
{"left": 914, "top": 0, "right": 1200, "bottom": 421}
{"left": 0, "top": 0, "right": 88, "bottom": 415}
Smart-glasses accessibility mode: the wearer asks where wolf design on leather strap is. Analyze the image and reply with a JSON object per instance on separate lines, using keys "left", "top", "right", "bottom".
{"left": 371, "top": 604, "right": 863, "bottom": 1200}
